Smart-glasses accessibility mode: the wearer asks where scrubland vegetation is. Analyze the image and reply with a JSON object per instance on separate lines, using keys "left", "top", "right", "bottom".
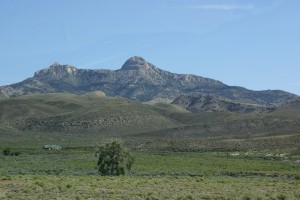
{"left": 0, "top": 94, "right": 299, "bottom": 199}
{"left": 0, "top": 143, "right": 299, "bottom": 199}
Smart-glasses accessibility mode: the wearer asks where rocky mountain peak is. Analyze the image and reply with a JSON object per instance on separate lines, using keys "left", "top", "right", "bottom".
{"left": 0, "top": 57, "right": 297, "bottom": 106}
{"left": 121, "top": 56, "right": 154, "bottom": 70}
{"left": 49, "top": 62, "right": 61, "bottom": 68}
{"left": 34, "top": 62, "right": 77, "bottom": 77}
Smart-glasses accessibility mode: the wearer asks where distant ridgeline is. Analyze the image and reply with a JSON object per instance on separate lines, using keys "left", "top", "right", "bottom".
{"left": 0, "top": 56, "right": 297, "bottom": 113}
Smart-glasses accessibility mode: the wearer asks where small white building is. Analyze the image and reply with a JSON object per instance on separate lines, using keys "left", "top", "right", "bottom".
{"left": 43, "top": 145, "right": 62, "bottom": 150}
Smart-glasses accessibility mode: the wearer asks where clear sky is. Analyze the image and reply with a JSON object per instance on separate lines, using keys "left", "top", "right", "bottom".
{"left": 0, "top": 0, "right": 299, "bottom": 95}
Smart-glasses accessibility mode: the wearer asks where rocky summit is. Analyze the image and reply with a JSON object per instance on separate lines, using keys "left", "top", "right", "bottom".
{"left": 120, "top": 56, "right": 154, "bottom": 70}
{"left": 0, "top": 56, "right": 297, "bottom": 107}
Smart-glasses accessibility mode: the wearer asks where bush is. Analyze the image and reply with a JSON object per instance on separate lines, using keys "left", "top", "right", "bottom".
{"left": 3, "top": 148, "right": 21, "bottom": 156}
{"left": 3, "top": 147, "right": 11, "bottom": 156}
{"left": 96, "top": 141, "right": 134, "bottom": 176}
{"left": 277, "top": 194, "right": 286, "bottom": 200}
{"left": 13, "top": 151, "right": 21, "bottom": 156}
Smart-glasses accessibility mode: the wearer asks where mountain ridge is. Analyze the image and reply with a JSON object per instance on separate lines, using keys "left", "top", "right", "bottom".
{"left": 0, "top": 56, "right": 297, "bottom": 106}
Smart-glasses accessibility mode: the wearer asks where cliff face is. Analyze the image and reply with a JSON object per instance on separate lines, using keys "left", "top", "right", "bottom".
{"left": 0, "top": 56, "right": 297, "bottom": 106}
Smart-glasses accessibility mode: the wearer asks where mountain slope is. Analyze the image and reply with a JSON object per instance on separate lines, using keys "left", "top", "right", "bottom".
{"left": 0, "top": 56, "right": 297, "bottom": 105}
{"left": 172, "top": 94, "right": 276, "bottom": 113}
{"left": 1, "top": 93, "right": 300, "bottom": 151}
{"left": 0, "top": 93, "right": 178, "bottom": 134}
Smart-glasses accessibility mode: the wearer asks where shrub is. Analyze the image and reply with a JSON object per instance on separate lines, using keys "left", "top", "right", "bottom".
{"left": 3, "top": 147, "right": 11, "bottom": 156}
{"left": 96, "top": 141, "right": 134, "bottom": 176}
{"left": 3, "top": 148, "right": 21, "bottom": 156}
{"left": 277, "top": 194, "right": 286, "bottom": 200}
{"left": 242, "top": 195, "right": 252, "bottom": 200}
{"left": 13, "top": 151, "right": 21, "bottom": 156}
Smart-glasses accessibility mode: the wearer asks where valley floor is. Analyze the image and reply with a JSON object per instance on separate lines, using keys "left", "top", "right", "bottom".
{"left": 1, "top": 175, "right": 299, "bottom": 200}
{"left": 0, "top": 149, "right": 299, "bottom": 200}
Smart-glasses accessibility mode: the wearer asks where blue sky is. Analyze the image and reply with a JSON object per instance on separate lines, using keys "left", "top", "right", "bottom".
{"left": 0, "top": 0, "right": 299, "bottom": 95}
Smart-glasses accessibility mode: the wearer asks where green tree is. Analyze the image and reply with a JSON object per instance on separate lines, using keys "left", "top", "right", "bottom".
{"left": 96, "top": 141, "right": 134, "bottom": 176}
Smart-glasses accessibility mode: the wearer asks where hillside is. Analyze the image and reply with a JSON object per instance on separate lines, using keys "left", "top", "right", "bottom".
{"left": 172, "top": 94, "right": 276, "bottom": 113}
{"left": 0, "top": 93, "right": 177, "bottom": 135}
{"left": 0, "top": 93, "right": 300, "bottom": 151}
{"left": 0, "top": 56, "right": 296, "bottom": 106}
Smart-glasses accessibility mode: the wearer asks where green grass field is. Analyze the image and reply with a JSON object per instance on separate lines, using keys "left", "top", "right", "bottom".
{"left": 0, "top": 147, "right": 299, "bottom": 199}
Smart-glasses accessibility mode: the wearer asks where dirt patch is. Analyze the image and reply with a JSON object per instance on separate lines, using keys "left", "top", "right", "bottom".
{"left": 0, "top": 180, "right": 22, "bottom": 198}
{"left": 0, "top": 188, "right": 8, "bottom": 198}
{"left": 0, "top": 180, "right": 19, "bottom": 185}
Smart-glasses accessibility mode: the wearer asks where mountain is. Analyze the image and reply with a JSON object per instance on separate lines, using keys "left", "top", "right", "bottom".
{"left": 0, "top": 56, "right": 297, "bottom": 106}
{"left": 172, "top": 94, "right": 276, "bottom": 113}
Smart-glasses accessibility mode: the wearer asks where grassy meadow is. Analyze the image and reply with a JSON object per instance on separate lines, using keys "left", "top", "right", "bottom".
{"left": 0, "top": 144, "right": 299, "bottom": 199}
